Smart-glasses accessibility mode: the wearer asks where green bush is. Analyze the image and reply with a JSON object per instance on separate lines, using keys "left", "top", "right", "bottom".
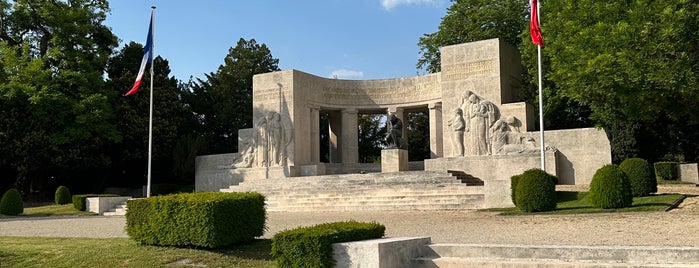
{"left": 0, "top": 189, "right": 24, "bottom": 216}
{"left": 271, "top": 221, "right": 386, "bottom": 268}
{"left": 514, "top": 169, "right": 558, "bottom": 212}
{"left": 654, "top": 161, "right": 679, "bottom": 180}
{"left": 150, "top": 184, "right": 194, "bottom": 196}
{"left": 125, "top": 192, "right": 266, "bottom": 248}
{"left": 619, "top": 158, "right": 657, "bottom": 197}
{"left": 589, "top": 164, "right": 633, "bottom": 209}
{"left": 510, "top": 174, "right": 521, "bottom": 206}
{"left": 72, "top": 194, "right": 119, "bottom": 211}
{"left": 55, "top": 186, "right": 72, "bottom": 205}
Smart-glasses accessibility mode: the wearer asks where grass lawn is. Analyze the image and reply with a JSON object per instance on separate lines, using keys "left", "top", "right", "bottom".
{"left": 0, "top": 204, "right": 95, "bottom": 219}
{"left": 0, "top": 237, "right": 275, "bottom": 268}
{"left": 490, "top": 191, "right": 684, "bottom": 215}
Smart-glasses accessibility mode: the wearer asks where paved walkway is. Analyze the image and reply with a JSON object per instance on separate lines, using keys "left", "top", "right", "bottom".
{"left": 1, "top": 185, "right": 698, "bottom": 247}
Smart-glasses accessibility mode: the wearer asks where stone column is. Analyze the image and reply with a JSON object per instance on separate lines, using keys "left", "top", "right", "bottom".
{"left": 310, "top": 105, "right": 320, "bottom": 163}
{"left": 341, "top": 108, "right": 358, "bottom": 164}
{"left": 428, "top": 102, "right": 443, "bottom": 159}
{"left": 328, "top": 110, "right": 342, "bottom": 163}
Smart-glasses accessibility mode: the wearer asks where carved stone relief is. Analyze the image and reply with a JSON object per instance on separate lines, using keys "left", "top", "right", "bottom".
{"left": 230, "top": 111, "right": 291, "bottom": 169}
{"left": 451, "top": 90, "right": 546, "bottom": 156}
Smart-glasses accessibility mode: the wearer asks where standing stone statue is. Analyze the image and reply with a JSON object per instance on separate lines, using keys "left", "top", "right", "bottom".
{"left": 252, "top": 111, "right": 288, "bottom": 168}
{"left": 385, "top": 112, "right": 404, "bottom": 149}
{"left": 254, "top": 114, "right": 269, "bottom": 167}
{"left": 465, "top": 93, "right": 499, "bottom": 155}
{"left": 267, "top": 112, "right": 283, "bottom": 166}
{"left": 447, "top": 108, "right": 466, "bottom": 156}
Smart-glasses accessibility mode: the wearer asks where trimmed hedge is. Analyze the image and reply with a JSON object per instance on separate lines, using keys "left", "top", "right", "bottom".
{"left": 654, "top": 161, "right": 679, "bottom": 180}
{"left": 55, "top": 186, "right": 72, "bottom": 205}
{"left": 271, "top": 221, "right": 386, "bottom": 268}
{"left": 72, "top": 194, "right": 119, "bottom": 211}
{"left": 589, "top": 164, "right": 633, "bottom": 209}
{"left": 125, "top": 192, "right": 266, "bottom": 248}
{"left": 514, "top": 169, "right": 558, "bottom": 212}
{"left": 510, "top": 174, "right": 521, "bottom": 206}
{"left": 619, "top": 158, "right": 657, "bottom": 197}
{"left": 0, "top": 189, "right": 24, "bottom": 216}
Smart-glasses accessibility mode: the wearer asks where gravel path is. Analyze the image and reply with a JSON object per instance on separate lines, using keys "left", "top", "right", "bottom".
{"left": 1, "top": 185, "right": 698, "bottom": 247}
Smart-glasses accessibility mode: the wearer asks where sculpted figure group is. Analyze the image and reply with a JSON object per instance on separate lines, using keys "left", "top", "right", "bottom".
{"left": 449, "top": 90, "right": 538, "bottom": 156}
{"left": 232, "top": 111, "right": 289, "bottom": 168}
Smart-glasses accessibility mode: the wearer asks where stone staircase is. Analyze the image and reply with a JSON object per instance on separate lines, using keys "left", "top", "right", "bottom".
{"left": 221, "top": 170, "right": 485, "bottom": 212}
{"left": 412, "top": 244, "right": 699, "bottom": 267}
{"left": 102, "top": 201, "right": 128, "bottom": 216}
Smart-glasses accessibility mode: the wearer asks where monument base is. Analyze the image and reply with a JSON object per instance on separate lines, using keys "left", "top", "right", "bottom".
{"left": 381, "top": 149, "right": 408, "bottom": 173}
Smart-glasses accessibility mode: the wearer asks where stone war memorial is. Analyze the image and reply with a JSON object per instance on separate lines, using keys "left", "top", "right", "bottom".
{"left": 195, "top": 38, "right": 611, "bottom": 210}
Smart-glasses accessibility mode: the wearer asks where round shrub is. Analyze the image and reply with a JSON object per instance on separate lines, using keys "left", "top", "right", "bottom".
{"left": 514, "top": 169, "right": 557, "bottom": 212}
{"left": 589, "top": 164, "right": 632, "bottom": 209}
{"left": 0, "top": 189, "right": 24, "bottom": 216}
{"left": 619, "top": 158, "right": 657, "bottom": 197}
{"left": 55, "top": 185, "right": 72, "bottom": 205}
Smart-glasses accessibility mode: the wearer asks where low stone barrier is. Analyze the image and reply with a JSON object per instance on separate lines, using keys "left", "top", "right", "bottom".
{"left": 332, "top": 237, "right": 431, "bottom": 268}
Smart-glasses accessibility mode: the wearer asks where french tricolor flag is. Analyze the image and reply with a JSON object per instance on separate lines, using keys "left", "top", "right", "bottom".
{"left": 125, "top": 11, "right": 154, "bottom": 96}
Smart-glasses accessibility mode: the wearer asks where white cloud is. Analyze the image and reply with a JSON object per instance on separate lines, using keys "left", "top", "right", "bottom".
{"left": 329, "top": 69, "right": 364, "bottom": 79}
{"left": 381, "top": 0, "right": 438, "bottom": 10}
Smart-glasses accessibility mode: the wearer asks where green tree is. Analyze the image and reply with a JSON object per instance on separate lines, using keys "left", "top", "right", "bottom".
{"left": 106, "top": 42, "right": 194, "bottom": 187}
{"left": 0, "top": 0, "right": 118, "bottom": 196}
{"left": 183, "top": 38, "right": 280, "bottom": 154}
{"left": 535, "top": 0, "right": 699, "bottom": 162}
{"left": 357, "top": 114, "right": 384, "bottom": 163}
{"left": 407, "top": 111, "right": 430, "bottom": 161}
{"left": 417, "top": 0, "right": 528, "bottom": 73}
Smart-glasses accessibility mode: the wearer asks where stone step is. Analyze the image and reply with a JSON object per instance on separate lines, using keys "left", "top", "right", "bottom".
{"left": 266, "top": 196, "right": 483, "bottom": 206}
{"left": 102, "top": 201, "right": 128, "bottom": 216}
{"left": 219, "top": 170, "right": 486, "bottom": 212}
{"left": 264, "top": 192, "right": 483, "bottom": 201}
{"left": 413, "top": 257, "right": 699, "bottom": 267}
{"left": 230, "top": 187, "right": 484, "bottom": 197}
{"left": 413, "top": 244, "right": 699, "bottom": 268}
{"left": 230, "top": 175, "right": 463, "bottom": 189}
{"left": 228, "top": 179, "right": 470, "bottom": 191}
{"left": 266, "top": 203, "right": 481, "bottom": 212}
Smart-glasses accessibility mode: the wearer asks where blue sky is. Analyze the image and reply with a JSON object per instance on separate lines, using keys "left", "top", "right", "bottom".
{"left": 104, "top": 0, "right": 448, "bottom": 81}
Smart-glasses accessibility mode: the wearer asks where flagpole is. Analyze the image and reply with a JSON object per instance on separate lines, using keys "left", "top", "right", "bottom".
{"left": 146, "top": 6, "right": 156, "bottom": 198}
{"left": 535, "top": 1, "right": 545, "bottom": 171}
{"left": 537, "top": 45, "right": 545, "bottom": 171}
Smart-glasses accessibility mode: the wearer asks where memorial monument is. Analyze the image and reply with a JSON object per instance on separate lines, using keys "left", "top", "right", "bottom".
{"left": 195, "top": 38, "right": 611, "bottom": 207}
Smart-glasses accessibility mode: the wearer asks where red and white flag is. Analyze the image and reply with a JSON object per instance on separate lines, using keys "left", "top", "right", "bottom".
{"left": 125, "top": 11, "right": 154, "bottom": 96}
{"left": 530, "top": 0, "right": 544, "bottom": 46}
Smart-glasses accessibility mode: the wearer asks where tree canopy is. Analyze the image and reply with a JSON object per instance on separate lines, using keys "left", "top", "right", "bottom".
{"left": 0, "top": 0, "right": 119, "bottom": 195}
{"left": 529, "top": 0, "right": 699, "bottom": 162}
{"left": 183, "top": 38, "right": 280, "bottom": 154}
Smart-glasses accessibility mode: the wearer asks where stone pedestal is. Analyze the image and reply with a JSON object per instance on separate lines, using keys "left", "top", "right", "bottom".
{"left": 381, "top": 149, "right": 408, "bottom": 173}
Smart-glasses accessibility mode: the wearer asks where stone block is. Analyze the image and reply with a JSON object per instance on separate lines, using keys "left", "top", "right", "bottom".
{"left": 298, "top": 164, "right": 326, "bottom": 176}
{"left": 332, "top": 237, "right": 431, "bottom": 268}
{"left": 381, "top": 149, "right": 408, "bottom": 173}
{"left": 679, "top": 163, "right": 698, "bottom": 183}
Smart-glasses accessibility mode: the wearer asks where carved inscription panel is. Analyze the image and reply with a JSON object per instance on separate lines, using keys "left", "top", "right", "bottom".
{"left": 319, "top": 82, "right": 440, "bottom": 106}
{"left": 442, "top": 60, "right": 496, "bottom": 81}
